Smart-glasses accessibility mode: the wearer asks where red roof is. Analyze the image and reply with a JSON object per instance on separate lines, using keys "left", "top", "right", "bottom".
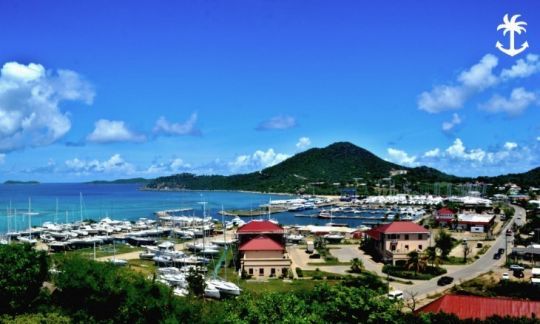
{"left": 237, "top": 220, "right": 284, "bottom": 234}
{"left": 437, "top": 208, "right": 455, "bottom": 215}
{"left": 416, "top": 294, "right": 540, "bottom": 320}
{"left": 239, "top": 236, "right": 284, "bottom": 251}
{"left": 366, "top": 221, "right": 428, "bottom": 240}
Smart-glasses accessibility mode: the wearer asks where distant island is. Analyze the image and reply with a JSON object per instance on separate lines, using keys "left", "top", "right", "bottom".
{"left": 144, "top": 142, "right": 540, "bottom": 195}
{"left": 3, "top": 180, "right": 40, "bottom": 185}
{"left": 86, "top": 178, "right": 151, "bottom": 184}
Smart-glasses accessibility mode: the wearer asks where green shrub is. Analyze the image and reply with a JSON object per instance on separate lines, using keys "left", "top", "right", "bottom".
{"left": 295, "top": 267, "right": 303, "bottom": 278}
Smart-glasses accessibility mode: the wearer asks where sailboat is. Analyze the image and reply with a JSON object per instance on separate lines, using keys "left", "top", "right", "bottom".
{"left": 17, "top": 198, "right": 37, "bottom": 245}
{"left": 109, "top": 240, "right": 128, "bottom": 266}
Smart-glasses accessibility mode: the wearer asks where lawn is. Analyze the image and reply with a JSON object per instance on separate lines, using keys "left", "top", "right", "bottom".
{"left": 238, "top": 278, "right": 329, "bottom": 294}
{"left": 128, "top": 259, "right": 156, "bottom": 276}
{"left": 61, "top": 243, "right": 142, "bottom": 259}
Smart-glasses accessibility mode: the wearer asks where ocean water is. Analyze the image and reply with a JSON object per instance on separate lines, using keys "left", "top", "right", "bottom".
{"left": 0, "top": 183, "right": 379, "bottom": 234}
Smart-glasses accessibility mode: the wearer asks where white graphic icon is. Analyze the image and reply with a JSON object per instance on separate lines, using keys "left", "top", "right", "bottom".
{"left": 496, "top": 14, "right": 529, "bottom": 57}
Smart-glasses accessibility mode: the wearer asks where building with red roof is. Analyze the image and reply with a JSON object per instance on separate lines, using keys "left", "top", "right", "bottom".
{"left": 366, "top": 221, "right": 430, "bottom": 265}
{"left": 236, "top": 221, "right": 290, "bottom": 278}
{"left": 237, "top": 220, "right": 285, "bottom": 246}
{"left": 416, "top": 294, "right": 540, "bottom": 320}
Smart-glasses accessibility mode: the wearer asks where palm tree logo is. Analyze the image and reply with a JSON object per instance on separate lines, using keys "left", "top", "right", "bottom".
{"left": 496, "top": 14, "right": 529, "bottom": 57}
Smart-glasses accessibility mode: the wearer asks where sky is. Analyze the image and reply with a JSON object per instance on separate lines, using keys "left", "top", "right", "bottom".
{"left": 0, "top": 1, "right": 540, "bottom": 182}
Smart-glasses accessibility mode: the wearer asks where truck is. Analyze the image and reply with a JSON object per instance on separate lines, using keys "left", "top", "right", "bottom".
{"left": 305, "top": 240, "right": 314, "bottom": 254}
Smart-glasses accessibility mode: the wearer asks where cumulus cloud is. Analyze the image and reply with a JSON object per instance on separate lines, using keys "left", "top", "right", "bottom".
{"left": 423, "top": 148, "right": 440, "bottom": 158}
{"left": 504, "top": 142, "right": 518, "bottom": 150}
{"left": 445, "top": 138, "right": 486, "bottom": 162}
{"left": 153, "top": 113, "right": 201, "bottom": 136}
{"left": 0, "top": 61, "right": 94, "bottom": 152}
{"left": 256, "top": 115, "right": 296, "bottom": 130}
{"left": 228, "top": 148, "right": 289, "bottom": 173}
{"left": 87, "top": 119, "right": 146, "bottom": 143}
{"left": 501, "top": 54, "right": 540, "bottom": 80}
{"left": 146, "top": 158, "right": 192, "bottom": 174}
{"left": 442, "top": 113, "right": 462, "bottom": 132}
{"left": 387, "top": 148, "right": 417, "bottom": 166}
{"left": 418, "top": 54, "right": 498, "bottom": 113}
{"left": 296, "top": 137, "right": 311, "bottom": 149}
{"left": 480, "top": 88, "right": 537, "bottom": 116}
{"left": 65, "top": 154, "right": 135, "bottom": 175}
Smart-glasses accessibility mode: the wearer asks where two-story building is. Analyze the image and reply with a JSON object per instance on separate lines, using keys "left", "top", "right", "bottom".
{"left": 366, "top": 221, "right": 430, "bottom": 265}
{"left": 236, "top": 220, "right": 291, "bottom": 278}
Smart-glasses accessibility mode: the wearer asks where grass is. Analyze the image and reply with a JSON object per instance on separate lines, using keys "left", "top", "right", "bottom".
{"left": 307, "top": 259, "right": 351, "bottom": 266}
{"left": 476, "top": 244, "right": 491, "bottom": 256}
{"left": 238, "top": 278, "right": 333, "bottom": 294}
{"left": 442, "top": 256, "right": 472, "bottom": 265}
{"left": 128, "top": 259, "right": 156, "bottom": 276}
{"left": 64, "top": 243, "right": 142, "bottom": 259}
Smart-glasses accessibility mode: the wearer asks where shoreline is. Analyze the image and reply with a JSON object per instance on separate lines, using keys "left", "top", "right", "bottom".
{"left": 140, "top": 187, "right": 333, "bottom": 198}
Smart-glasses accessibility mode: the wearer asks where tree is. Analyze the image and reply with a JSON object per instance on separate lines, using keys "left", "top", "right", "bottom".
{"left": 435, "top": 230, "right": 453, "bottom": 259}
{"left": 0, "top": 244, "right": 48, "bottom": 314}
{"left": 425, "top": 246, "right": 441, "bottom": 267}
{"left": 406, "top": 251, "right": 427, "bottom": 275}
{"left": 186, "top": 267, "right": 206, "bottom": 298}
{"left": 349, "top": 258, "right": 363, "bottom": 273}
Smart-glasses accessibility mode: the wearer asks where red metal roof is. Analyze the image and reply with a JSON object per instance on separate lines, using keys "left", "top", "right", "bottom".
{"left": 237, "top": 220, "right": 284, "bottom": 234}
{"left": 416, "top": 294, "right": 540, "bottom": 320}
{"left": 239, "top": 236, "right": 284, "bottom": 251}
{"left": 437, "top": 208, "right": 455, "bottom": 215}
{"left": 366, "top": 221, "right": 428, "bottom": 240}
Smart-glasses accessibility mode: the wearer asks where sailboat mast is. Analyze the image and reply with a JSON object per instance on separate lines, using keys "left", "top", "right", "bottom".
{"left": 55, "top": 198, "right": 58, "bottom": 224}
{"left": 28, "top": 198, "right": 32, "bottom": 239}
{"left": 80, "top": 192, "right": 83, "bottom": 223}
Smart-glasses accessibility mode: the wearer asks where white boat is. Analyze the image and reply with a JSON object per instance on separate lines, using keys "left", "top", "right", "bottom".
{"left": 204, "top": 282, "right": 221, "bottom": 299}
{"left": 287, "top": 234, "right": 304, "bottom": 242}
{"left": 109, "top": 259, "right": 128, "bottom": 266}
{"left": 208, "top": 278, "right": 241, "bottom": 296}
{"left": 199, "top": 247, "right": 220, "bottom": 256}
{"left": 323, "top": 233, "right": 344, "bottom": 243}
{"left": 173, "top": 287, "right": 189, "bottom": 297}
{"left": 139, "top": 251, "right": 156, "bottom": 260}
{"left": 17, "top": 236, "right": 37, "bottom": 245}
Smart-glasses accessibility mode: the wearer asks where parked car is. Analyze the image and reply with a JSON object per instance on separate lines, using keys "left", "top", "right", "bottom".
{"left": 476, "top": 243, "right": 483, "bottom": 248}
{"left": 437, "top": 276, "right": 454, "bottom": 286}
{"left": 502, "top": 273, "right": 510, "bottom": 280}
{"left": 493, "top": 253, "right": 501, "bottom": 260}
{"left": 509, "top": 265, "right": 525, "bottom": 271}
{"left": 506, "top": 229, "right": 513, "bottom": 236}
{"left": 513, "top": 270, "right": 525, "bottom": 278}
{"left": 387, "top": 290, "right": 404, "bottom": 300}
{"left": 309, "top": 253, "right": 321, "bottom": 259}
{"left": 498, "top": 248, "right": 505, "bottom": 254}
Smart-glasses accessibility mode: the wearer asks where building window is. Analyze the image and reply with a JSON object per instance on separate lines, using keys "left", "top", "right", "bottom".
{"left": 390, "top": 244, "right": 397, "bottom": 251}
{"left": 419, "top": 245, "right": 423, "bottom": 250}
{"left": 405, "top": 245, "right": 409, "bottom": 250}
{"left": 271, "top": 268, "right": 276, "bottom": 277}
{"left": 418, "top": 234, "right": 423, "bottom": 240}
{"left": 259, "top": 268, "right": 264, "bottom": 276}
{"left": 248, "top": 268, "right": 253, "bottom": 275}
{"left": 404, "top": 234, "right": 409, "bottom": 240}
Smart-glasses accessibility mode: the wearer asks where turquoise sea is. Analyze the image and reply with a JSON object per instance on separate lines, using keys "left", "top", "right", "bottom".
{"left": 0, "top": 183, "right": 380, "bottom": 234}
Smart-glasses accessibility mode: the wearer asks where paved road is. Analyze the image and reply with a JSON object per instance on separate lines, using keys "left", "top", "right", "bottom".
{"left": 394, "top": 205, "right": 525, "bottom": 300}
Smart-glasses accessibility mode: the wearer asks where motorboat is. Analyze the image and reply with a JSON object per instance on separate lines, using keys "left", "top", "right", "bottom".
{"left": 208, "top": 278, "right": 241, "bottom": 296}
{"left": 286, "top": 234, "right": 304, "bottom": 243}
{"left": 323, "top": 233, "right": 345, "bottom": 243}
{"left": 17, "top": 236, "right": 37, "bottom": 245}
{"left": 109, "top": 259, "right": 128, "bottom": 266}
{"left": 204, "top": 282, "right": 221, "bottom": 299}
{"left": 173, "top": 287, "right": 188, "bottom": 297}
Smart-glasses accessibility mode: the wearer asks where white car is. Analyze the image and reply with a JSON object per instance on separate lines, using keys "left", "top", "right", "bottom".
{"left": 502, "top": 273, "right": 510, "bottom": 280}
{"left": 388, "top": 290, "right": 404, "bottom": 300}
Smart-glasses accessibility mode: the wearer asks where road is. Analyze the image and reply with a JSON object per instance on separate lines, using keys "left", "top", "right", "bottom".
{"left": 394, "top": 204, "right": 525, "bottom": 300}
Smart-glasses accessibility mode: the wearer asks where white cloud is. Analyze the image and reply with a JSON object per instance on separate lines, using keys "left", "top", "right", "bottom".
{"left": 387, "top": 148, "right": 417, "bottom": 166}
{"left": 480, "top": 87, "right": 537, "bottom": 116}
{"left": 501, "top": 54, "right": 540, "bottom": 80}
{"left": 153, "top": 113, "right": 200, "bottom": 136}
{"left": 65, "top": 154, "right": 135, "bottom": 175}
{"left": 0, "top": 61, "right": 94, "bottom": 152}
{"left": 256, "top": 115, "right": 296, "bottom": 130}
{"left": 442, "top": 113, "right": 462, "bottom": 132}
{"left": 146, "top": 158, "right": 192, "bottom": 174}
{"left": 423, "top": 148, "right": 440, "bottom": 158}
{"left": 418, "top": 54, "right": 498, "bottom": 113}
{"left": 504, "top": 142, "right": 518, "bottom": 150}
{"left": 87, "top": 119, "right": 146, "bottom": 143}
{"left": 457, "top": 54, "right": 498, "bottom": 90}
{"left": 228, "top": 148, "right": 290, "bottom": 173}
{"left": 445, "top": 138, "right": 486, "bottom": 162}
{"left": 296, "top": 137, "right": 311, "bottom": 149}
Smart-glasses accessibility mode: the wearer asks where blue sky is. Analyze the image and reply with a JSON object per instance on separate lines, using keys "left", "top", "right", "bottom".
{"left": 0, "top": 1, "right": 539, "bottom": 181}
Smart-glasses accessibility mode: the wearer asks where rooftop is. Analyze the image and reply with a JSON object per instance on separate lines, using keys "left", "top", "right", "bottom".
{"left": 366, "top": 221, "right": 429, "bottom": 240}
{"left": 416, "top": 294, "right": 540, "bottom": 320}
{"left": 239, "top": 236, "right": 284, "bottom": 251}
{"left": 237, "top": 220, "right": 284, "bottom": 234}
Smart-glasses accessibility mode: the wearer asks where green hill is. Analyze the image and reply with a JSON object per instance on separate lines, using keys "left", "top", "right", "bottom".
{"left": 87, "top": 178, "right": 151, "bottom": 184}
{"left": 145, "top": 142, "right": 462, "bottom": 194}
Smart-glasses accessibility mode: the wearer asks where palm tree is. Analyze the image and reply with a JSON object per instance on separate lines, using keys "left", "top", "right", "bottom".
{"left": 406, "top": 251, "right": 427, "bottom": 275}
{"left": 425, "top": 247, "right": 441, "bottom": 267}
{"left": 498, "top": 14, "right": 527, "bottom": 50}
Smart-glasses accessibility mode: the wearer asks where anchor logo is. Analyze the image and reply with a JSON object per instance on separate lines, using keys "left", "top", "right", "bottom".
{"left": 496, "top": 14, "right": 529, "bottom": 57}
